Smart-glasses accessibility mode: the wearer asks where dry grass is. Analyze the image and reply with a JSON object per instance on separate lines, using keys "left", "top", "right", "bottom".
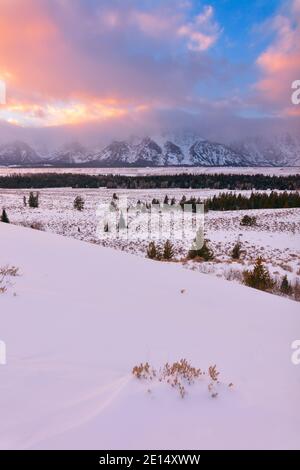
{"left": 292, "top": 279, "right": 300, "bottom": 302}
{"left": 278, "top": 263, "right": 293, "bottom": 273}
{"left": 132, "top": 359, "right": 232, "bottom": 399}
{"left": 224, "top": 268, "right": 243, "bottom": 282}
{"left": 0, "top": 265, "right": 20, "bottom": 294}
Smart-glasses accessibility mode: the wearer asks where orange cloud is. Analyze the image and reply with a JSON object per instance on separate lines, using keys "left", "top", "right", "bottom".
{"left": 0, "top": 98, "right": 136, "bottom": 127}
{"left": 0, "top": 0, "right": 220, "bottom": 128}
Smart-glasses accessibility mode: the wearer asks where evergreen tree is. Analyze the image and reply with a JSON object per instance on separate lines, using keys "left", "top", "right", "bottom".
{"left": 73, "top": 195, "right": 85, "bottom": 211}
{"left": 1, "top": 209, "right": 9, "bottom": 223}
{"left": 163, "top": 240, "right": 174, "bottom": 260}
{"left": 231, "top": 241, "right": 242, "bottom": 260}
{"left": 240, "top": 214, "right": 256, "bottom": 226}
{"left": 146, "top": 241, "right": 162, "bottom": 260}
{"left": 188, "top": 238, "right": 214, "bottom": 261}
{"left": 152, "top": 198, "right": 160, "bottom": 205}
{"left": 147, "top": 241, "right": 158, "bottom": 260}
{"left": 280, "top": 275, "right": 292, "bottom": 296}
{"left": 29, "top": 191, "right": 39, "bottom": 208}
{"left": 163, "top": 195, "right": 169, "bottom": 205}
{"left": 243, "top": 258, "right": 274, "bottom": 291}
{"left": 23, "top": 195, "right": 27, "bottom": 207}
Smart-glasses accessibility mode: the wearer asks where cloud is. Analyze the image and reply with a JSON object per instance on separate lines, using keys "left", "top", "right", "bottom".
{"left": 0, "top": 0, "right": 222, "bottom": 128}
{"left": 254, "top": 0, "right": 300, "bottom": 116}
{"left": 177, "top": 5, "right": 220, "bottom": 51}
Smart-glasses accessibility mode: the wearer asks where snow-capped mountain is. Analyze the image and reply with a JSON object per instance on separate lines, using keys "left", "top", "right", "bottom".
{"left": 92, "top": 141, "right": 134, "bottom": 164}
{"left": 48, "top": 142, "right": 93, "bottom": 165}
{"left": 189, "top": 140, "right": 249, "bottom": 166}
{"left": 0, "top": 133, "right": 299, "bottom": 166}
{"left": 0, "top": 141, "right": 40, "bottom": 165}
{"left": 231, "top": 134, "right": 300, "bottom": 166}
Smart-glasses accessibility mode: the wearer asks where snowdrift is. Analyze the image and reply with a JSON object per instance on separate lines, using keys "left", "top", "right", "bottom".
{"left": 0, "top": 223, "right": 299, "bottom": 449}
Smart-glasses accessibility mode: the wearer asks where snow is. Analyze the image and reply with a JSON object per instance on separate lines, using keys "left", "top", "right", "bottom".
{"left": 0, "top": 222, "right": 299, "bottom": 450}
{"left": 1, "top": 166, "right": 300, "bottom": 177}
{"left": 1, "top": 187, "right": 299, "bottom": 287}
{"left": 1, "top": 132, "right": 299, "bottom": 166}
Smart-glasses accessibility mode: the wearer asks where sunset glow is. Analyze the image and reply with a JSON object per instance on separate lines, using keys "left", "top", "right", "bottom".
{"left": 0, "top": 0, "right": 299, "bottom": 129}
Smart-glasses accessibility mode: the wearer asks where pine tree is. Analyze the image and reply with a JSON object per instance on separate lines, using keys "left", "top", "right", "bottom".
{"left": 23, "top": 195, "right": 27, "bottom": 207}
{"left": 188, "top": 238, "right": 214, "bottom": 261}
{"left": 29, "top": 191, "right": 39, "bottom": 208}
{"left": 147, "top": 241, "right": 161, "bottom": 260}
{"left": 243, "top": 257, "right": 274, "bottom": 291}
{"left": 280, "top": 275, "right": 292, "bottom": 296}
{"left": 231, "top": 241, "right": 242, "bottom": 260}
{"left": 163, "top": 240, "right": 174, "bottom": 260}
{"left": 240, "top": 215, "right": 256, "bottom": 226}
{"left": 163, "top": 195, "right": 169, "bottom": 205}
{"left": 73, "top": 195, "right": 84, "bottom": 211}
{"left": 1, "top": 209, "right": 9, "bottom": 223}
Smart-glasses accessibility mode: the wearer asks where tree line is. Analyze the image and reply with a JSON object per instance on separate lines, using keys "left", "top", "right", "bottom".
{"left": 0, "top": 172, "right": 299, "bottom": 190}
{"left": 149, "top": 191, "right": 300, "bottom": 211}
{"left": 205, "top": 191, "right": 300, "bottom": 211}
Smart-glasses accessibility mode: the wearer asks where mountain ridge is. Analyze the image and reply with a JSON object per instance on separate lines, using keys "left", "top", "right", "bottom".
{"left": 0, "top": 134, "right": 299, "bottom": 167}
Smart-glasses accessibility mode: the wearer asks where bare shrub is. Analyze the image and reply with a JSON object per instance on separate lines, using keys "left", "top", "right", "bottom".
{"left": 132, "top": 362, "right": 156, "bottom": 380}
{"left": 132, "top": 359, "right": 231, "bottom": 399}
{"left": 292, "top": 279, "right": 300, "bottom": 302}
{"left": 224, "top": 268, "right": 243, "bottom": 283}
{"left": 29, "top": 221, "right": 45, "bottom": 231}
{"left": 20, "top": 221, "right": 45, "bottom": 231}
{"left": 0, "top": 266, "right": 19, "bottom": 277}
{"left": 0, "top": 265, "right": 20, "bottom": 294}
{"left": 278, "top": 263, "right": 293, "bottom": 273}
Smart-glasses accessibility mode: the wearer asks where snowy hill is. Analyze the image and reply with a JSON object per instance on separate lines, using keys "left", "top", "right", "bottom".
{"left": 0, "top": 223, "right": 299, "bottom": 450}
{"left": 0, "top": 133, "right": 300, "bottom": 166}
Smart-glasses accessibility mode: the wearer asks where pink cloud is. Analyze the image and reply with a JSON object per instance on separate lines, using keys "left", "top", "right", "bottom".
{"left": 255, "top": 0, "right": 300, "bottom": 116}
{"left": 0, "top": 0, "right": 222, "bottom": 128}
{"left": 122, "top": 4, "right": 220, "bottom": 51}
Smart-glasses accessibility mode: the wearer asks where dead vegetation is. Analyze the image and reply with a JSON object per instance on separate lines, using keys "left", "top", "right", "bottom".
{"left": 0, "top": 265, "right": 20, "bottom": 294}
{"left": 132, "top": 359, "right": 232, "bottom": 399}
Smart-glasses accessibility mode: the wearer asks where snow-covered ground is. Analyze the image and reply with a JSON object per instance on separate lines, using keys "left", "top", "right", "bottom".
{"left": 1, "top": 188, "right": 299, "bottom": 289}
{"left": 0, "top": 223, "right": 299, "bottom": 450}
{"left": 0, "top": 166, "right": 300, "bottom": 177}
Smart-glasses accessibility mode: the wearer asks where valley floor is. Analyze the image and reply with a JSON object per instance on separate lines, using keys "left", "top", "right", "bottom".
{"left": 1, "top": 187, "right": 299, "bottom": 295}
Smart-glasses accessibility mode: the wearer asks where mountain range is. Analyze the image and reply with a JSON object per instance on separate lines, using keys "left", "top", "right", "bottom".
{"left": 0, "top": 132, "right": 300, "bottom": 167}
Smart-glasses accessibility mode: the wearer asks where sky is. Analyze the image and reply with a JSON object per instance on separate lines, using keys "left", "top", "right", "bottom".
{"left": 0, "top": 0, "right": 299, "bottom": 145}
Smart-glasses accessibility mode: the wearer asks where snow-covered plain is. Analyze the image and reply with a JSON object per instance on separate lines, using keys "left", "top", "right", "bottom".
{"left": 1, "top": 187, "right": 299, "bottom": 288}
{"left": 0, "top": 166, "right": 300, "bottom": 177}
{"left": 0, "top": 222, "right": 299, "bottom": 450}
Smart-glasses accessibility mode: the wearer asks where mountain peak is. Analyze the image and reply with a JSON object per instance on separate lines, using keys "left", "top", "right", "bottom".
{"left": 0, "top": 133, "right": 299, "bottom": 166}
